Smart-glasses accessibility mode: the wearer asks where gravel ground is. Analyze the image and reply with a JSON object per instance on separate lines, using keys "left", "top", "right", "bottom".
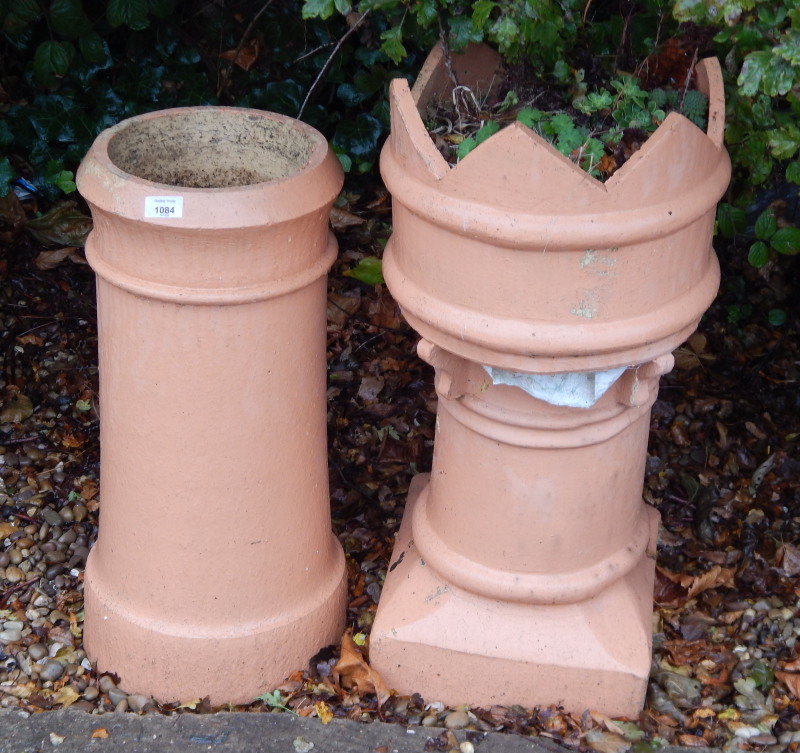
{"left": 1, "top": 219, "right": 800, "bottom": 753}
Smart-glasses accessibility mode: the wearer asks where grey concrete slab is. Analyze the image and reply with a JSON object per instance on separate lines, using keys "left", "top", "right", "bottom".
{"left": 0, "top": 710, "right": 720, "bottom": 753}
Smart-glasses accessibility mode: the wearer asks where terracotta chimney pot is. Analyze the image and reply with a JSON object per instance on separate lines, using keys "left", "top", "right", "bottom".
{"left": 371, "top": 44, "right": 730, "bottom": 716}
{"left": 77, "top": 107, "right": 346, "bottom": 704}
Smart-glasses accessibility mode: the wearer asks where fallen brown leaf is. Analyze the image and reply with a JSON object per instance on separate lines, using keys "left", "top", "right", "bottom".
{"left": 333, "top": 630, "right": 391, "bottom": 708}
{"left": 90, "top": 728, "right": 109, "bottom": 739}
{"left": 219, "top": 39, "right": 260, "bottom": 71}
{"left": 34, "top": 246, "right": 87, "bottom": 271}
{"left": 776, "top": 656, "right": 800, "bottom": 698}
{"left": 330, "top": 206, "right": 366, "bottom": 230}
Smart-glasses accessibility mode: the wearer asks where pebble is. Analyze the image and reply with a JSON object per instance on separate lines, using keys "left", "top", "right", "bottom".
{"left": 4, "top": 566, "right": 24, "bottom": 583}
{"left": 82, "top": 686, "right": 99, "bottom": 701}
{"left": 27, "top": 644, "right": 48, "bottom": 661}
{"left": 41, "top": 508, "right": 62, "bottom": 526}
{"left": 444, "top": 710, "right": 470, "bottom": 730}
{"left": 114, "top": 699, "right": 128, "bottom": 713}
{"left": 73, "top": 504, "right": 87, "bottom": 523}
{"left": 98, "top": 675, "right": 117, "bottom": 693}
{"left": 127, "top": 694, "right": 151, "bottom": 712}
{"left": 39, "top": 659, "right": 65, "bottom": 683}
{"left": 421, "top": 714, "right": 439, "bottom": 727}
{"left": 107, "top": 688, "right": 128, "bottom": 706}
{"left": 0, "top": 629, "right": 22, "bottom": 643}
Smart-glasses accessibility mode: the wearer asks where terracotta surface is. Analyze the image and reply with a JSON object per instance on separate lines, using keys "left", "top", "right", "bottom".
{"left": 76, "top": 107, "right": 346, "bottom": 704}
{"left": 371, "top": 45, "right": 730, "bottom": 715}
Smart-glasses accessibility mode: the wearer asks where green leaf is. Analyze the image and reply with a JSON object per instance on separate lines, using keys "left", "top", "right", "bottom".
{"left": 380, "top": 26, "right": 407, "bottom": 64}
{"left": 769, "top": 126, "right": 800, "bottom": 160}
{"left": 471, "top": 0, "right": 497, "bottom": 31}
{"left": 774, "top": 31, "right": 800, "bottom": 66}
{"left": 768, "top": 309, "right": 787, "bottom": 326}
{"left": 147, "top": 0, "right": 177, "bottom": 18}
{"left": 55, "top": 173, "right": 76, "bottom": 193}
{"left": 332, "top": 113, "right": 383, "bottom": 159}
{"left": 748, "top": 240, "right": 770, "bottom": 267}
{"left": 552, "top": 59, "right": 571, "bottom": 83}
{"left": 0, "top": 158, "right": 15, "bottom": 197}
{"left": 301, "top": 0, "right": 335, "bottom": 19}
{"left": 750, "top": 660, "right": 775, "bottom": 688}
{"left": 33, "top": 40, "right": 75, "bottom": 83}
{"left": 786, "top": 160, "right": 800, "bottom": 185}
{"left": 344, "top": 256, "right": 384, "bottom": 285}
{"left": 716, "top": 203, "right": 746, "bottom": 238}
{"left": 738, "top": 51, "right": 771, "bottom": 97}
{"left": 457, "top": 120, "right": 500, "bottom": 159}
{"left": 107, "top": 0, "right": 149, "bottom": 28}
{"left": 490, "top": 15, "right": 520, "bottom": 56}
{"left": 727, "top": 304, "right": 752, "bottom": 324}
{"left": 762, "top": 56, "right": 796, "bottom": 96}
{"left": 0, "top": 120, "right": 12, "bottom": 147}
{"left": 448, "top": 15, "right": 483, "bottom": 51}
{"left": 78, "top": 32, "right": 106, "bottom": 64}
{"left": 516, "top": 107, "right": 543, "bottom": 128}
{"left": 770, "top": 227, "right": 800, "bottom": 255}
{"left": 49, "top": 0, "right": 90, "bottom": 38}
{"left": 335, "top": 152, "right": 352, "bottom": 172}
{"left": 754, "top": 209, "right": 777, "bottom": 240}
{"left": 11, "top": 0, "right": 41, "bottom": 23}
{"left": 256, "top": 689, "right": 286, "bottom": 708}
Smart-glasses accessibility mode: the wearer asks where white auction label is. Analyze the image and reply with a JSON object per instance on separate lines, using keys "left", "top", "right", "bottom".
{"left": 144, "top": 196, "right": 183, "bottom": 218}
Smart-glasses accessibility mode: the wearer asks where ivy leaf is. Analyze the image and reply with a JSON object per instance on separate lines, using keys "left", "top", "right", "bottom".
{"left": 333, "top": 113, "right": 383, "bottom": 158}
{"left": 49, "top": 0, "right": 91, "bottom": 38}
{"left": 414, "top": 0, "right": 439, "bottom": 27}
{"left": 754, "top": 209, "right": 777, "bottom": 240}
{"left": 33, "top": 40, "right": 75, "bottom": 84}
{"left": 147, "top": 0, "right": 177, "bottom": 19}
{"left": 0, "top": 120, "right": 13, "bottom": 147}
{"left": 344, "top": 257, "right": 384, "bottom": 286}
{"left": 770, "top": 227, "right": 800, "bottom": 255}
{"left": 748, "top": 240, "right": 770, "bottom": 267}
{"left": 301, "top": 0, "right": 335, "bottom": 19}
{"left": 11, "top": 0, "right": 41, "bottom": 23}
{"left": 471, "top": 0, "right": 497, "bottom": 30}
{"left": 107, "top": 0, "right": 149, "bottom": 28}
{"left": 78, "top": 32, "right": 106, "bottom": 64}
{"left": 716, "top": 203, "right": 746, "bottom": 238}
{"left": 448, "top": 15, "right": 483, "bottom": 51}
{"left": 44, "top": 161, "right": 76, "bottom": 194}
{"left": 0, "top": 158, "right": 15, "bottom": 197}
{"left": 380, "top": 26, "right": 407, "bottom": 65}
